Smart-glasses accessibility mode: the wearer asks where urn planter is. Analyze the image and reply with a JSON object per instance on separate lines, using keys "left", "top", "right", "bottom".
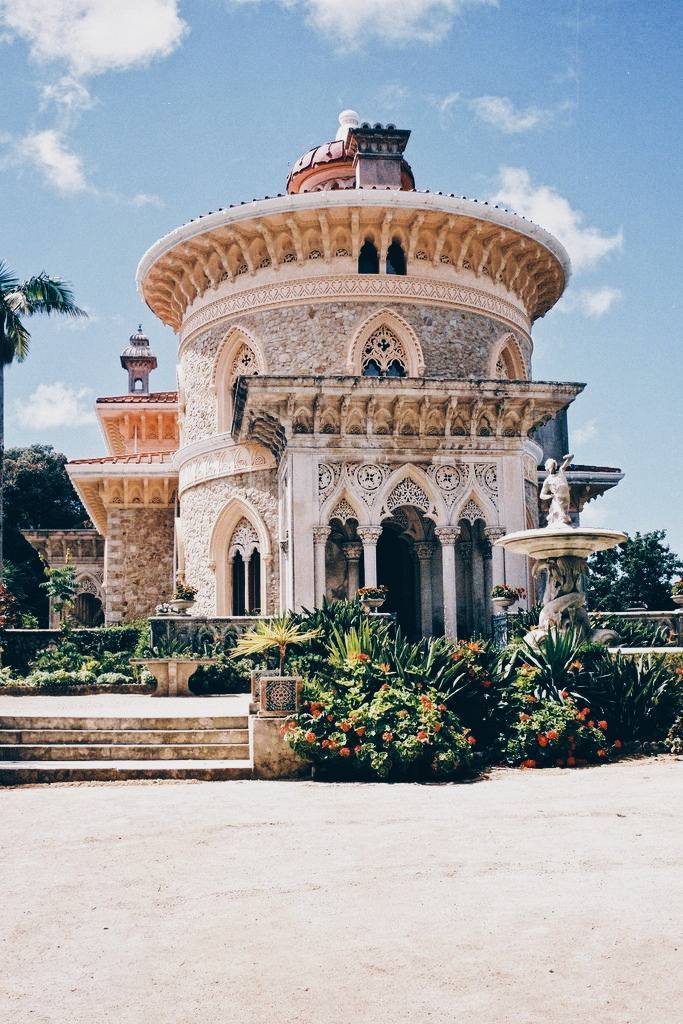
{"left": 672, "top": 594, "right": 683, "bottom": 608}
{"left": 491, "top": 596, "right": 514, "bottom": 614}
{"left": 168, "top": 599, "right": 194, "bottom": 615}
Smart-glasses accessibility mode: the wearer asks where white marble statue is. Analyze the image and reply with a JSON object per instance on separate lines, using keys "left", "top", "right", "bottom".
{"left": 540, "top": 453, "right": 573, "bottom": 528}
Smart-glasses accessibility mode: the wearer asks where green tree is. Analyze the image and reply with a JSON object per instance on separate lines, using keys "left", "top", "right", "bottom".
{"left": 40, "top": 562, "right": 78, "bottom": 623}
{"left": 0, "top": 262, "right": 86, "bottom": 570}
{"left": 2, "top": 445, "right": 91, "bottom": 622}
{"left": 586, "top": 530, "right": 683, "bottom": 611}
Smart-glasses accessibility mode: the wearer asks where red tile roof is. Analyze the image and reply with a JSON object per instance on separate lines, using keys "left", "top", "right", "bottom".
{"left": 96, "top": 391, "right": 178, "bottom": 404}
{"left": 69, "top": 452, "right": 174, "bottom": 466}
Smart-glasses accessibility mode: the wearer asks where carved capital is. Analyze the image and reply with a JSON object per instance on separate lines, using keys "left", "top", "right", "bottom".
{"left": 414, "top": 541, "right": 435, "bottom": 562}
{"left": 357, "top": 527, "right": 382, "bottom": 547}
{"left": 435, "top": 526, "right": 461, "bottom": 546}
{"left": 312, "top": 526, "right": 331, "bottom": 545}
{"left": 484, "top": 526, "right": 506, "bottom": 541}
{"left": 342, "top": 541, "right": 363, "bottom": 562}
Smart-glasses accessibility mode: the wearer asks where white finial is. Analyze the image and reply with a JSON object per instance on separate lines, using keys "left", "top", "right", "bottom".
{"left": 336, "top": 109, "right": 360, "bottom": 143}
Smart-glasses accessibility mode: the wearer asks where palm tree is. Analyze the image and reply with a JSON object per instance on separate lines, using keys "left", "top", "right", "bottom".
{"left": 0, "top": 262, "right": 86, "bottom": 571}
{"left": 230, "top": 616, "right": 322, "bottom": 675}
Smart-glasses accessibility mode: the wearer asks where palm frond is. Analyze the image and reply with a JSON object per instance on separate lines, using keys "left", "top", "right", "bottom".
{"left": 0, "top": 262, "right": 20, "bottom": 295}
{"left": 0, "top": 306, "right": 32, "bottom": 363}
{"left": 20, "top": 273, "right": 87, "bottom": 319}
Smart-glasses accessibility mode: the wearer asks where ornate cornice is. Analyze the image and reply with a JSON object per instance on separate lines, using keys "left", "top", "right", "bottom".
{"left": 178, "top": 441, "right": 276, "bottom": 495}
{"left": 179, "top": 274, "right": 530, "bottom": 347}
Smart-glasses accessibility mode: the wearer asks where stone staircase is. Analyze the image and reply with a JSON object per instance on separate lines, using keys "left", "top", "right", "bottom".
{"left": 0, "top": 713, "right": 252, "bottom": 784}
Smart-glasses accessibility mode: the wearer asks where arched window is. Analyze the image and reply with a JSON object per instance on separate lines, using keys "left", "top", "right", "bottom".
{"left": 386, "top": 240, "right": 406, "bottom": 276}
{"left": 230, "top": 343, "right": 259, "bottom": 401}
{"left": 361, "top": 326, "right": 407, "bottom": 378}
{"left": 133, "top": 378, "right": 144, "bottom": 391}
{"left": 358, "top": 239, "right": 379, "bottom": 274}
{"left": 229, "top": 517, "right": 261, "bottom": 615}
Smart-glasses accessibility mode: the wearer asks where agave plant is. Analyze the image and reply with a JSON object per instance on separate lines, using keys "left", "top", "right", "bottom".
{"left": 580, "top": 651, "right": 682, "bottom": 742}
{"left": 230, "top": 616, "right": 322, "bottom": 675}
{"left": 501, "top": 627, "right": 587, "bottom": 701}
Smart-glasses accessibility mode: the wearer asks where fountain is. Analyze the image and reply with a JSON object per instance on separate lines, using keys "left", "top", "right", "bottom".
{"left": 495, "top": 454, "right": 626, "bottom": 645}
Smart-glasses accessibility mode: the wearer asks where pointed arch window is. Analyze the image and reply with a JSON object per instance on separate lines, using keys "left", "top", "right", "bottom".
{"left": 228, "top": 517, "right": 261, "bottom": 615}
{"left": 358, "top": 239, "right": 379, "bottom": 274}
{"left": 386, "top": 240, "right": 406, "bottom": 276}
{"left": 361, "top": 326, "right": 407, "bottom": 378}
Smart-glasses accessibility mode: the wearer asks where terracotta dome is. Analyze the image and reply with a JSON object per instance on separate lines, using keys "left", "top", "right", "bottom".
{"left": 287, "top": 111, "right": 416, "bottom": 194}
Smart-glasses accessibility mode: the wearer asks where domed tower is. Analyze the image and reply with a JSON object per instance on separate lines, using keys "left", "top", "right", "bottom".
{"left": 128, "top": 110, "right": 620, "bottom": 637}
{"left": 120, "top": 325, "right": 157, "bottom": 394}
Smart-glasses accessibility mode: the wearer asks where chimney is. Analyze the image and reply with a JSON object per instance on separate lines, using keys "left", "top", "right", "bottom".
{"left": 347, "top": 122, "right": 411, "bottom": 190}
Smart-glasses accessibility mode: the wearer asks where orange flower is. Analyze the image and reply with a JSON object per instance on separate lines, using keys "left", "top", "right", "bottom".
{"left": 570, "top": 660, "right": 583, "bottom": 671}
{"left": 382, "top": 731, "right": 394, "bottom": 742}
{"left": 537, "top": 734, "right": 548, "bottom": 747}
{"left": 467, "top": 736, "right": 477, "bottom": 746}
{"left": 588, "top": 720, "right": 595, "bottom": 728}
{"left": 521, "top": 758, "right": 537, "bottom": 768}
{"left": 380, "top": 683, "right": 390, "bottom": 691}
{"left": 339, "top": 747, "right": 351, "bottom": 757}
{"left": 519, "top": 712, "right": 531, "bottom": 722}
{"left": 417, "top": 730, "right": 429, "bottom": 742}
{"left": 566, "top": 756, "right": 576, "bottom": 767}
{"left": 612, "top": 739, "right": 623, "bottom": 750}
{"left": 467, "top": 641, "right": 482, "bottom": 653}
{"left": 321, "top": 738, "right": 330, "bottom": 749}
{"left": 378, "top": 663, "right": 391, "bottom": 673}
{"left": 354, "top": 745, "right": 362, "bottom": 754}
{"left": 434, "top": 723, "right": 442, "bottom": 732}
{"left": 419, "top": 695, "right": 433, "bottom": 709}
{"left": 598, "top": 720, "right": 608, "bottom": 730}
{"left": 397, "top": 710, "right": 408, "bottom": 719}
{"left": 450, "top": 651, "right": 463, "bottom": 662}
{"left": 546, "top": 730, "right": 559, "bottom": 741}
{"left": 338, "top": 722, "right": 351, "bottom": 732}
{"left": 597, "top": 749, "right": 607, "bottom": 758}
{"left": 328, "top": 739, "right": 338, "bottom": 750}
{"left": 311, "top": 708, "right": 322, "bottom": 719}
{"left": 355, "top": 726, "right": 366, "bottom": 737}
{"left": 481, "top": 679, "right": 493, "bottom": 688}
{"left": 438, "top": 704, "right": 447, "bottom": 712}
{"left": 525, "top": 695, "right": 537, "bottom": 704}
{"left": 304, "top": 731, "right": 316, "bottom": 743}
{"left": 560, "top": 689, "right": 570, "bottom": 699}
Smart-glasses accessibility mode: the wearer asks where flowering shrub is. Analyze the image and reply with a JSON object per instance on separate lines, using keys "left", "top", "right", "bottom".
{"left": 286, "top": 680, "right": 475, "bottom": 781}
{"left": 173, "top": 574, "right": 198, "bottom": 602}
{"left": 501, "top": 664, "right": 620, "bottom": 767}
{"left": 491, "top": 584, "right": 526, "bottom": 603}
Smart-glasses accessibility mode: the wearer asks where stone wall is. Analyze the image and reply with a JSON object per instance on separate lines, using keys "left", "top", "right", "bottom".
{"left": 180, "top": 469, "right": 279, "bottom": 616}
{"left": 179, "top": 302, "right": 530, "bottom": 445}
{"left": 105, "top": 508, "right": 174, "bottom": 622}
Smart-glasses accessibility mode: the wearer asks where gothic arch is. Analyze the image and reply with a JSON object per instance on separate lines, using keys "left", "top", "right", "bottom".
{"left": 452, "top": 491, "right": 496, "bottom": 527}
{"left": 488, "top": 332, "right": 528, "bottom": 381}
{"left": 209, "top": 496, "right": 271, "bottom": 615}
{"left": 346, "top": 309, "right": 425, "bottom": 378}
{"left": 376, "top": 464, "right": 446, "bottom": 524}
{"left": 320, "top": 487, "right": 367, "bottom": 528}
{"left": 213, "top": 326, "right": 266, "bottom": 431}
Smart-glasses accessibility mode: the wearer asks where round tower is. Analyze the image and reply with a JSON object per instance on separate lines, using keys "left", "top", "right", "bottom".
{"left": 120, "top": 325, "right": 158, "bottom": 394}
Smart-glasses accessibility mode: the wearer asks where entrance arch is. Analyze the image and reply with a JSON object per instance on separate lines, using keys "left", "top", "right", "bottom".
{"left": 377, "top": 525, "right": 417, "bottom": 637}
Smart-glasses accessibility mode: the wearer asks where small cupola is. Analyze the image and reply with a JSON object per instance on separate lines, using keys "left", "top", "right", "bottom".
{"left": 120, "top": 325, "right": 158, "bottom": 394}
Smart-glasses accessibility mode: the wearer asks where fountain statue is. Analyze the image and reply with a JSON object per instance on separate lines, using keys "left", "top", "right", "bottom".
{"left": 495, "top": 454, "right": 626, "bottom": 645}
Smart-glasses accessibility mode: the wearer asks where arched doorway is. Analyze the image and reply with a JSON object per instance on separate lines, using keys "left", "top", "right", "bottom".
{"left": 74, "top": 592, "right": 104, "bottom": 626}
{"left": 377, "top": 526, "right": 417, "bottom": 637}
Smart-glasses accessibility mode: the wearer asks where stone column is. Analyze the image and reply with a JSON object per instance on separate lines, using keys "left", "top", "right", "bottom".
{"left": 485, "top": 527, "right": 507, "bottom": 591}
{"left": 343, "top": 541, "right": 363, "bottom": 599}
{"left": 312, "top": 527, "right": 331, "bottom": 607}
{"left": 436, "top": 527, "right": 460, "bottom": 640}
{"left": 459, "top": 540, "right": 473, "bottom": 637}
{"left": 244, "top": 555, "right": 251, "bottom": 615}
{"left": 414, "top": 541, "right": 435, "bottom": 637}
{"left": 357, "top": 527, "right": 382, "bottom": 589}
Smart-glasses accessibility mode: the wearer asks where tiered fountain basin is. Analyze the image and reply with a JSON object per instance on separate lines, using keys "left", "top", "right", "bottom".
{"left": 495, "top": 526, "right": 627, "bottom": 561}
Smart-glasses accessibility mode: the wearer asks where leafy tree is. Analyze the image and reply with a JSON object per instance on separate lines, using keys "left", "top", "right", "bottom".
{"left": 0, "top": 261, "right": 86, "bottom": 569}
{"left": 586, "top": 530, "right": 683, "bottom": 611}
{"left": 2, "top": 445, "right": 91, "bottom": 623}
{"left": 40, "top": 562, "right": 77, "bottom": 623}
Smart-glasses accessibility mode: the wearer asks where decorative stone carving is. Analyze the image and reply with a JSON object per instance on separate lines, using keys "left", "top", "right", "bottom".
{"left": 382, "top": 478, "right": 434, "bottom": 518}
{"left": 484, "top": 526, "right": 506, "bottom": 541}
{"left": 414, "top": 541, "right": 434, "bottom": 562}
{"left": 342, "top": 542, "right": 363, "bottom": 561}
{"left": 330, "top": 498, "right": 358, "bottom": 524}
{"left": 230, "top": 343, "right": 259, "bottom": 383}
{"left": 357, "top": 527, "right": 382, "bottom": 545}
{"left": 361, "top": 326, "right": 407, "bottom": 376}
{"left": 229, "top": 517, "right": 260, "bottom": 557}
{"left": 458, "top": 499, "right": 487, "bottom": 524}
{"left": 312, "top": 526, "right": 331, "bottom": 545}
{"left": 428, "top": 463, "right": 466, "bottom": 507}
{"left": 318, "top": 461, "right": 342, "bottom": 503}
{"left": 474, "top": 463, "right": 498, "bottom": 502}
{"left": 348, "top": 462, "right": 387, "bottom": 506}
{"left": 435, "top": 526, "right": 461, "bottom": 546}
{"left": 540, "top": 453, "right": 573, "bottom": 527}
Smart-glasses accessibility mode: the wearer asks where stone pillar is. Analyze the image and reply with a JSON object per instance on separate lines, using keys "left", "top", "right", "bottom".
{"left": 436, "top": 527, "right": 460, "bottom": 640}
{"left": 312, "top": 527, "right": 331, "bottom": 606}
{"left": 343, "top": 541, "right": 363, "bottom": 599}
{"left": 244, "top": 556, "right": 251, "bottom": 615}
{"left": 357, "top": 527, "right": 382, "bottom": 588}
{"left": 414, "top": 541, "right": 435, "bottom": 637}
{"left": 481, "top": 539, "right": 493, "bottom": 630}
{"left": 459, "top": 540, "right": 473, "bottom": 637}
{"left": 289, "top": 452, "right": 317, "bottom": 610}
{"left": 485, "top": 527, "right": 507, "bottom": 590}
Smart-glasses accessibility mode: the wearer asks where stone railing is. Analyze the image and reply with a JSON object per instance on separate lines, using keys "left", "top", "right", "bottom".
{"left": 149, "top": 615, "right": 266, "bottom": 650}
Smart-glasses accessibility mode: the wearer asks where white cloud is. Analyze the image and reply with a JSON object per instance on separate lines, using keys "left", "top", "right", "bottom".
{"left": 15, "top": 382, "right": 96, "bottom": 430}
{"left": 232, "top": 0, "right": 496, "bottom": 45}
{"left": 491, "top": 167, "right": 623, "bottom": 271}
{"left": 41, "top": 75, "right": 96, "bottom": 116}
{"left": 377, "top": 83, "right": 409, "bottom": 111}
{"left": 15, "top": 129, "right": 87, "bottom": 192}
{"left": 558, "top": 286, "right": 622, "bottom": 318}
{"left": 469, "top": 95, "right": 547, "bottom": 134}
{"left": 0, "top": 1, "right": 187, "bottom": 76}
{"left": 131, "top": 192, "right": 164, "bottom": 208}
{"left": 572, "top": 418, "right": 598, "bottom": 446}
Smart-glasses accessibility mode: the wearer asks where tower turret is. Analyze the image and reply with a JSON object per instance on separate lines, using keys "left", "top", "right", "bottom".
{"left": 120, "top": 325, "right": 157, "bottom": 393}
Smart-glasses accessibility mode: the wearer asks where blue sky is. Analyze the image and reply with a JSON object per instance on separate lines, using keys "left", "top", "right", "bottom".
{"left": 1, "top": 0, "right": 681, "bottom": 555}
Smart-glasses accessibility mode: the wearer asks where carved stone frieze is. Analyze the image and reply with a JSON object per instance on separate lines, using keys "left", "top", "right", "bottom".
{"left": 178, "top": 442, "right": 275, "bottom": 494}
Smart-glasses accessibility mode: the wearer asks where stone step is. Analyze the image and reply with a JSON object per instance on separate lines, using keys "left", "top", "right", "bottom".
{"left": 0, "top": 715, "right": 249, "bottom": 731}
{"left": 0, "top": 728, "right": 249, "bottom": 745}
{"left": 0, "top": 743, "right": 250, "bottom": 762}
{"left": 0, "top": 760, "right": 253, "bottom": 784}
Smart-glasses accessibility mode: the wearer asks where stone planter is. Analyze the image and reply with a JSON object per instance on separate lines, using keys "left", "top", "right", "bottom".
{"left": 258, "top": 675, "right": 302, "bottom": 718}
{"left": 492, "top": 596, "right": 514, "bottom": 614}
{"left": 672, "top": 594, "right": 683, "bottom": 607}
{"left": 131, "top": 657, "right": 217, "bottom": 696}
{"left": 360, "top": 596, "right": 386, "bottom": 613}
{"left": 168, "top": 599, "right": 194, "bottom": 615}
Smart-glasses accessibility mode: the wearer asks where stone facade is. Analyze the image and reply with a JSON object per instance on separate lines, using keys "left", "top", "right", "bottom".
{"left": 105, "top": 508, "right": 174, "bottom": 622}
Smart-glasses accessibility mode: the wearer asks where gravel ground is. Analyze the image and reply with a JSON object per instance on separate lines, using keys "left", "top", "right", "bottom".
{"left": 1, "top": 758, "right": 681, "bottom": 1024}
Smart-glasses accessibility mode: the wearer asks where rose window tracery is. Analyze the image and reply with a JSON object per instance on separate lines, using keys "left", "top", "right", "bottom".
{"left": 361, "top": 326, "right": 407, "bottom": 378}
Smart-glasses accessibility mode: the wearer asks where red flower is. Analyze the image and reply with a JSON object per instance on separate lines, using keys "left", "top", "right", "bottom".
{"left": 566, "top": 756, "right": 576, "bottom": 767}
{"left": 521, "top": 758, "right": 537, "bottom": 768}
{"left": 434, "top": 723, "right": 442, "bottom": 733}
{"left": 481, "top": 679, "right": 493, "bottom": 688}
{"left": 321, "top": 739, "right": 330, "bottom": 749}
{"left": 380, "top": 683, "right": 390, "bottom": 691}
{"left": 437, "top": 704, "right": 447, "bottom": 712}
{"left": 598, "top": 720, "right": 608, "bottom": 730}
{"left": 467, "top": 736, "right": 477, "bottom": 746}
{"left": 417, "top": 730, "right": 429, "bottom": 742}
{"left": 304, "top": 731, "right": 316, "bottom": 743}
{"left": 597, "top": 749, "right": 607, "bottom": 758}
{"left": 354, "top": 745, "right": 362, "bottom": 754}
{"left": 588, "top": 720, "right": 595, "bottom": 729}
{"left": 546, "top": 730, "right": 559, "bottom": 741}
{"left": 338, "top": 722, "right": 351, "bottom": 732}
{"left": 537, "top": 734, "right": 548, "bottom": 747}
{"left": 382, "top": 731, "right": 394, "bottom": 742}
{"left": 354, "top": 652, "right": 370, "bottom": 663}
{"left": 612, "top": 739, "right": 623, "bottom": 750}
{"left": 339, "top": 747, "right": 351, "bottom": 757}
{"left": 355, "top": 726, "right": 366, "bottom": 737}
{"left": 327, "top": 714, "right": 334, "bottom": 721}
{"left": 328, "top": 739, "right": 338, "bottom": 751}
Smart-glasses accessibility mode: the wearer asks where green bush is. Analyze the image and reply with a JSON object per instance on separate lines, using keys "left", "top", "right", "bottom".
{"left": 590, "top": 614, "right": 676, "bottom": 647}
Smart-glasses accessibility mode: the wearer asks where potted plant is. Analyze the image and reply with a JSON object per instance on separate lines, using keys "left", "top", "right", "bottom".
{"left": 230, "top": 616, "right": 322, "bottom": 717}
{"left": 357, "top": 585, "right": 388, "bottom": 612}
{"left": 672, "top": 580, "right": 683, "bottom": 607}
{"left": 491, "top": 584, "right": 525, "bottom": 613}
{"left": 169, "top": 573, "right": 197, "bottom": 614}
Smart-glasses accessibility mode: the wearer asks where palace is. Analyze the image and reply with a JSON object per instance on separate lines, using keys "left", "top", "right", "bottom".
{"left": 35, "top": 112, "right": 622, "bottom": 635}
